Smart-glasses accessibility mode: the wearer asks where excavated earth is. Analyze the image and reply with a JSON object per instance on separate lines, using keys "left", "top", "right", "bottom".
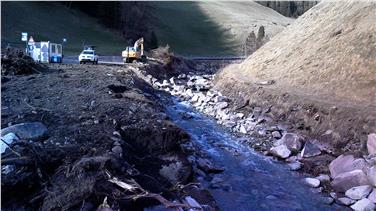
{"left": 1, "top": 58, "right": 220, "bottom": 210}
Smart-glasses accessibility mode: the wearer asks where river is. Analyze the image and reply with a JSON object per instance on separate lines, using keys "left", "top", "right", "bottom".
{"left": 161, "top": 95, "right": 344, "bottom": 211}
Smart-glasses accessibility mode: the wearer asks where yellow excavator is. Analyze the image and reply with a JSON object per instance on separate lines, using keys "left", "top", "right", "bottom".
{"left": 122, "top": 37, "right": 147, "bottom": 63}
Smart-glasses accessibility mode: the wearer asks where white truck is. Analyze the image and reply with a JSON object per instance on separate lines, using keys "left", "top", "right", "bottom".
{"left": 78, "top": 49, "right": 98, "bottom": 64}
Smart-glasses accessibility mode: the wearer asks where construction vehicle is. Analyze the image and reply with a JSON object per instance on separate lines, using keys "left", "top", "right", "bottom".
{"left": 122, "top": 37, "right": 147, "bottom": 63}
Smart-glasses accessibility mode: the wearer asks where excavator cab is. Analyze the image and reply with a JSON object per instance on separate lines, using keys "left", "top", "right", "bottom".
{"left": 122, "top": 38, "right": 147, "bottom": 63}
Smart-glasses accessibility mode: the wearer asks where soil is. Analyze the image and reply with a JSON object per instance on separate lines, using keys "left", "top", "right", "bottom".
{"left": 1, "top": 62, "right": 217, "bottom": 210}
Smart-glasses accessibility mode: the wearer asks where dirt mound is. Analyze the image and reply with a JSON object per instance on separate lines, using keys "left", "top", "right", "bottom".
{"left": 143, "top": 46, "right": 197, "bottom": 79}
{"left": 151, "top": 46, "right": 196, "bottom": 71}
{"left": 217, "top": 0, "right": 376, "bottom": 106}
{"left": 1, "top": 48, "right": 48, "bottom": 75}
{"left": 215, "top": 1, "right": 376, "bottom": 154}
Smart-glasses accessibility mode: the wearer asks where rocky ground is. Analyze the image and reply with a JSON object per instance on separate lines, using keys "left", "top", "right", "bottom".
{"left": 1, "top": 49, "right": 226, "bottom": 210}
{"left": 149, "top": 68, "right": 376, "bottom": 210}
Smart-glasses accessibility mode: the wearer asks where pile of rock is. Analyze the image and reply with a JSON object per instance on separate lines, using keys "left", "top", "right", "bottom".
{"left": 150, "top": 74, "right": 277, "bottom": 149}
{"left": 328, "top": 147, "right": 376, "bottom": 210}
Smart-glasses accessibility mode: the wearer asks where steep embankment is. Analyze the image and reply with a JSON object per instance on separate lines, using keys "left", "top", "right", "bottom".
{"left": 216, "top": 1, "right": 376, "bottom": 152}
{"left": 152, "top": 1, "right": 293, "bottom": 56}
{"left": 1, "top": 2, "right": 125, "bottom": 55}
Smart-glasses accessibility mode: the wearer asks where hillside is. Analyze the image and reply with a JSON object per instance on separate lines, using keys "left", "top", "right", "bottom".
{"left": 152, "top": 1, "right": 293, "bottom": 56}
{"left": 217, "top": 0, "right": 376, "bottom": 106}
{"left": 215, "top": 0, "right": 376, "bottom": 153}
{"left": 2, "top": 2, "right": 293, "bottom": 56}
{"left": 1, "top": 2, "right": 126, "bottom": 55}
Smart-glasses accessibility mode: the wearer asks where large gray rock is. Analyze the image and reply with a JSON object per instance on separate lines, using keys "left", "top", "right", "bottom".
{"left": 239, "top": 125, "right": 247, "bottom": 134}
{"left": 345, "top": 185, "right": 373, "bottom": 200}
{"left": 304, "top": 177, "right": 321, "bottom": 188}
{"left": 196, "top": 158, "right": 224, "bottom": 174}
{"left": 368, "top": 189, "right": 376, "bottom": 203}
{"left": 274, "top": 133, "right": 303, "bottom": 153}
{"left": 191, "top": 95, "right": 199, "bottom": 102}
{"left": 288, "top": 161, "right": 302, "bottom": 171}
{"left": 338, "top": 197, "right": 356, "bottom": 206}
{"left": 367, "top": 166, "right": 376, "bottom": 186}
{"left": 331, "top": 170, "right": 370, "bottom": 192}
{"left": 329, "top": 154, "right": 370, "bottom": 179}
{"left": 269, "top": 144, "right": 291, "bottom": 159}
{"left": 316, "top": 174, "right": 331, "bottom": 183}
{"left": 301, "top": 141, "right": 321, "bottom": 158}
{"left": 0, "top": 133, "right": 19, "bottom": 154}
{"left": 1, "top": 122, "right": 47, "bottom": 140}
{"left": 351, "top": 198, "right": 376, "bottom": 211}
{"left": 216, "top": 102, "right": 229, "bottom": 109}
{"left": 183, "top": 196, "right": 202, "bottom": 209}
{"left": 272, "top": 131, "right": 282, "bottom": 139}
{"left": 368, "top": 133, "right": 376, "bottom": 155}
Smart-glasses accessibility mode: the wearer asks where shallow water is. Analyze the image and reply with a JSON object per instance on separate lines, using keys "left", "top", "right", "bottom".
{"left": 163, "top": 97, "right": 343, "bottom": 211}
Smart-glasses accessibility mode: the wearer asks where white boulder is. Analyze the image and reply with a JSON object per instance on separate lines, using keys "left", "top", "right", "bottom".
{"left": 367, "top": 166, "right": 376, "bottom": 186}
{"left": 367, "top": 133, "right": 376, "bottom": 155}
{"left": 274, "top": 133, "right": 303, "bottom": 153}
{"left": 338, "top": 197, "right": 356, "bottom": 206}
{"left": 269, "top": 145, "right": 291, "bottom": 159}
{"left": 345, "top": 185, "right": 372, "bottom": 200}
{"left": 350, "top": 198, "right": 376, "bottom": 211}
{"left": 331, "top": 169, "right": 370, "bottom": 192}
{"left": 329, "top": 154, "right": 369, "bottom": 179}
{"left": 304, "top": 177, "right": 321, "bottom": 188}
{"left": 368, "top": 189, "right": 376, "bottom": 203}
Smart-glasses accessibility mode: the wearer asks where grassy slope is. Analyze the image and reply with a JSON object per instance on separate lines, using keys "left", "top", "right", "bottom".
{"left": 152, "top": 1, "right": 292, "bottom": 56}
{"left": 151, "top": 2, "right": 235, "bottom": 56}
{"left": 1, "top": 2, "right": 126, "bottom": 55}
{"left": 217, "top": 1, "right": 376, "bottom": 106}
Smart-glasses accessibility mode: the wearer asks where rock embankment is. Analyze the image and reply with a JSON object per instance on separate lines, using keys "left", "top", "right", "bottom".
{"left": 144, "top": 69, "right": 376, "bottom": 209}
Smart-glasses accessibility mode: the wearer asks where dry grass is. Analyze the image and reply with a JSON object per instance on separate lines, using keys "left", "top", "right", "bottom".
{"left": 217, "top": 0, "right": 376, "bottom": 107}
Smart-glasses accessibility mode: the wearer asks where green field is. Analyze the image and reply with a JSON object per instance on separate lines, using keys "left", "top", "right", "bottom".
{"left": 1, "top": 2, "right": 127, "bottom": 55}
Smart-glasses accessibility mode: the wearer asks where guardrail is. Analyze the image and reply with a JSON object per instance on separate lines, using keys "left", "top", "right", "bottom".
{"left": 62, "top": 55, "right": 247, "bottom": 65}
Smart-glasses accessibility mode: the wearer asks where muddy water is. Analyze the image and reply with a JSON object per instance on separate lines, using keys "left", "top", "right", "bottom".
{"left": 162, "top": 96, "right": 343, "bottom": 211}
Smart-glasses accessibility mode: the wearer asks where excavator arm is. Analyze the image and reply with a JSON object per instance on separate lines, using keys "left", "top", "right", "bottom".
{"left": 133, "top": 37, "right": 144, "bottom": 56}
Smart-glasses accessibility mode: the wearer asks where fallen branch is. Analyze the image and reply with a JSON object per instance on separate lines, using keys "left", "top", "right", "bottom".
{"left": 105, "top": 170, "right": 201, "bottom": 210}
{"left": 108, "top": 177, "right": 137, "bottom": 193}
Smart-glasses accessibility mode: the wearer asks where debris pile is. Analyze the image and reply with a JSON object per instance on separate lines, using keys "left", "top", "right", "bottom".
{"left": 1, "top": 47, "right": 48, "bottom": 75}
{"left": 147, "top": 45, "right": 196, "bottom": 78}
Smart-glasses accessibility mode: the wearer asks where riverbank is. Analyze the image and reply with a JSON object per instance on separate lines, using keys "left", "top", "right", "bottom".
{"left": 1, "top": 58, "right": 220, "bottom": 210}
{"left": 143, "top": 62, "right": 374, "bottom": 209}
